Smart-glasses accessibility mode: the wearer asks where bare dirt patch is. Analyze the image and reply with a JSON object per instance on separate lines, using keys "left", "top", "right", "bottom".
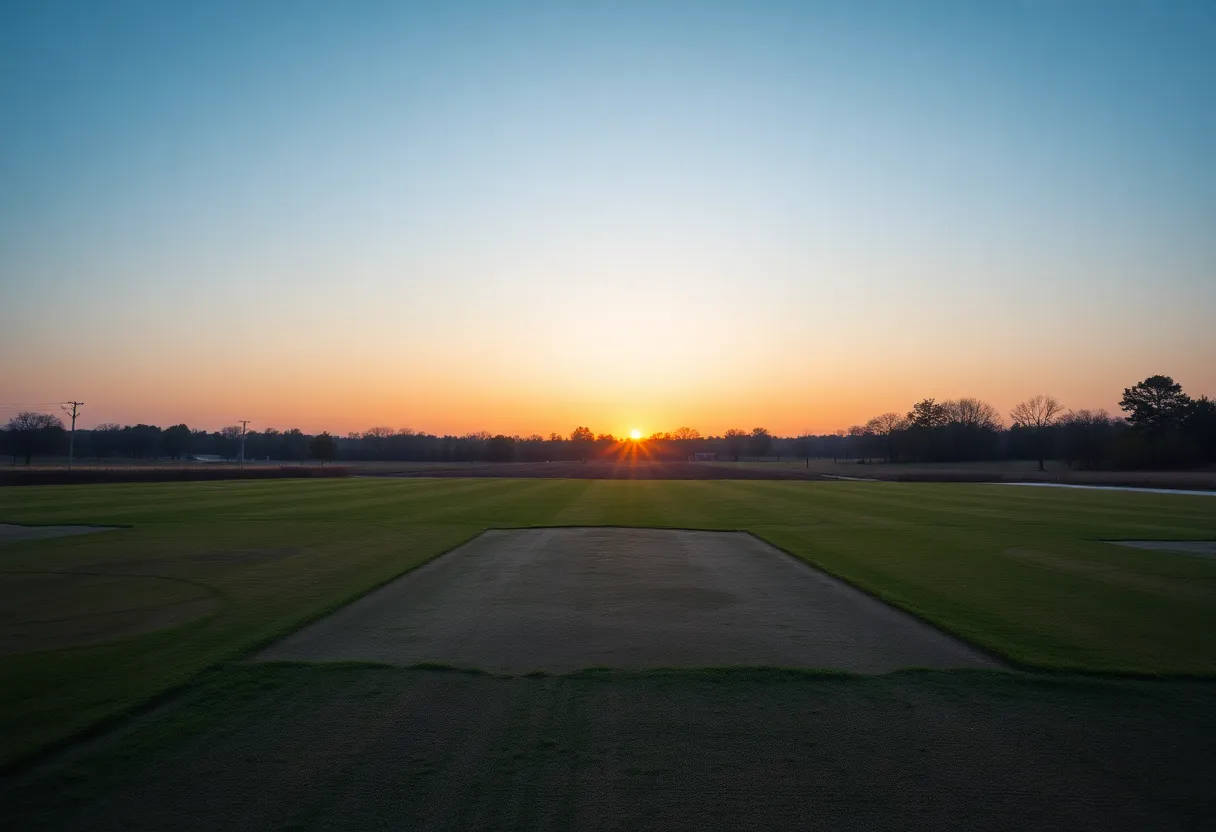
{"left": 1109, "top": 540, "right": 1216, "bottom": 559}
{"left": 0, "top": 524, "right": 117, "bottom": 545}
{"left": 256, "top": 528, "right": 1001, "bottom": 672}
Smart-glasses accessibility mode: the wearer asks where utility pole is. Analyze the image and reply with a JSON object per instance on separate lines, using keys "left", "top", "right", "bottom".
{"left": 238, "top": 420, "right": 250, "bottom": 469}
{"left": 61, "top": 401, "right": 83, "bottom": 471}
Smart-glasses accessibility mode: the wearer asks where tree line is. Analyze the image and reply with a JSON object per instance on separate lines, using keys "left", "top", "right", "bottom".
{"left": 3, "top": 375, "right": 1213, "bottom": 469}
{"left": 834, "top": 375, "right": 1214, "bottom": 469}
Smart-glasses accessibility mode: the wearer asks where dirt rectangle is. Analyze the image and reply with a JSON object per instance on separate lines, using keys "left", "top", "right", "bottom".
{"left": 256, "top": 528, "right": 1001, "bottom": 672}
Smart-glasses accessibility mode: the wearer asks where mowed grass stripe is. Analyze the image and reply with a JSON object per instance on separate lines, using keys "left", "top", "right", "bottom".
{"left": 713, "top": 482, "right": 1216, "bottom": 671}
{"left": 1, "top": 478, "right": 1215, "bottom": 767}
{"left": 6, "top": 665, "right": 1214, "bottom": 831}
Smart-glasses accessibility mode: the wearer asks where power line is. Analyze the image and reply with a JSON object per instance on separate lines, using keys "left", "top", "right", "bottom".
{"left": 61, "top": 401, "right": 83, "bottom": 471}
{"left": 238, "top": 420, "right": 250, "bottom": 469}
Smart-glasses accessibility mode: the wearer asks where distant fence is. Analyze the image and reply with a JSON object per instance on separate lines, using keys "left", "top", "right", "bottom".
{"left": 0, "top": 467, "right": 350, "bottom": 487}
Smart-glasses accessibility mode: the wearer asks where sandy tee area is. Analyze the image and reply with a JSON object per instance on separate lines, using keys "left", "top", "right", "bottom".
{"left": 257, "top": 527, "right": 1001, "bottom": 672}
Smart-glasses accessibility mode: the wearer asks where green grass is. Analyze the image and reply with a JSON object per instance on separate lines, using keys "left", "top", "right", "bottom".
{"left": 5, "top": 664, "right": 1214, "bottom": 831}
{"left": 2, "top": 477, "right": 1215, "bottom": 767}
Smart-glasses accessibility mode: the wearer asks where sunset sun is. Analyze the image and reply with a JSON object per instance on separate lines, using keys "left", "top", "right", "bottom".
{"left": 630, "top": 429, "right": 642, "bottom": 440}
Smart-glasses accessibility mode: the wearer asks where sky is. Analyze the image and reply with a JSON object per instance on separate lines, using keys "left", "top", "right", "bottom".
{"left": 1, "top": 0, "right": 1213, "bottom": 437}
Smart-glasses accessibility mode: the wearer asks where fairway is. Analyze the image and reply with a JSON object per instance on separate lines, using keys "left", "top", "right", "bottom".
{"left": 257, "top": 528, "right": 1000, "bottom": 672}
{"left": 2, "top": 477, "right": 1215, "bottom": 767}
{"left": 2, "top": 477, "right": 1216, "bottom": 829}
{"left": 5, "top": 665, "right": 1214, "bottom": 832}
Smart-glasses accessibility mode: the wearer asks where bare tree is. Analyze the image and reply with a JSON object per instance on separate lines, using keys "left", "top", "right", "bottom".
{"left": 865, "top": 412, "right": 909, "bottom": 462}
{"left": 5, "top": 412, "right": 64, "bottom": 465}
{"left": 92, "top": 422, "right": 123, "bottom": 460}
{"left": 942, "top": 398, "right": 1003, "bottom": 431}
{"left": 1010, "top": 395, "right": 1064, "bottom": 471}
{"left": 219, "top": 425, "right": 243, "bottom": 460}
{"left": 846, "top": 425, "right": 868, "bottom": 461}
{"left": 363, "top": 426, "right": 394, "bottom": 458}
{"left": 671, "top": 426, "right": 701, "bottom": 441}
{"left": 1058, "top": 409, "right": 1118, "bottom": 469}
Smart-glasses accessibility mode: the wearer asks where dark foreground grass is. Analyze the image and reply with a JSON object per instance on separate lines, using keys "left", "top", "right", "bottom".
{"left": 2, "top": 478, "right": 1215, "bottom": 766}
{"left": 3, "top": 663, "right": 1213, "bottom": 831}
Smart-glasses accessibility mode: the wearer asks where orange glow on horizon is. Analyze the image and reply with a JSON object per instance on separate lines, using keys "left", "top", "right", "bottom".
{"left": 629, "top": 429, "right": 642, "bottom": 440}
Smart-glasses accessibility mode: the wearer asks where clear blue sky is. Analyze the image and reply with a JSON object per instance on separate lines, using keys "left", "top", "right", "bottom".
{"left": 2, "top": 0, "right": 1213, "bottom": 434}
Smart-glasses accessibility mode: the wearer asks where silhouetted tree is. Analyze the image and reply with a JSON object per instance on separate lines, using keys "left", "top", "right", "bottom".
{"left": 1059, "top": 410, "right": 1120, "bottom": 469}
{"left": 846, "top": 425, "right": 873, "bottom": 462}
{"left": 1010, "top": 395, "right": 1064, "bottom": 471}
{"left": 748, "top": 427, "right": 773, "bottom": 458}
{"left": 1120, "top": 375, "right": 1191, "bottom": 433}
{"left": 865, "top": 412, "right": 909, "bottom": 462}
{"left": 281, "top": 428, "right": 308, "bottom": 462}
{"left": 363, "top": 426, "right": 394, "bottom": 458}
{"left": 486, "top": 434, "right": 516, "bottom": 462}
{"left": 245, "top": 428, "right": 278, "bottom": 461}
{"left": 671, "top": 426, "right": 701, "bottom": 441}
{"left": 124, "top": 424, "right": 162, "bottom": 458}
{"left": 5, "top": 412, "right": 64, "bottom": 465}
{"left": 91, "top": 423, "right": 123, "bottom": 459}
{"left": 1184, "top": 396, "right": 1216, "bottom": 464}
{"left": 941, "top": 398, "right": 1002, "bottom": 461}
{"left": 724, "top": 428, "right": 748, "bottom": 461}
{"left": 569, "top": 426, "right": 594, "bottom": 461}
{"left": 217, "top": 426, "right": 242, "bottom": 460}
{"left": 309, "top": 432, "right": 337, "bottom": 466}
{"left": 943, "top": 398, "right": 1002, "bottom": 431}
{"left": 907, "top": 399, "right": 948, "bottom": 429}
{"left": 792, "top": 436, "right": 813, "bottom": 466}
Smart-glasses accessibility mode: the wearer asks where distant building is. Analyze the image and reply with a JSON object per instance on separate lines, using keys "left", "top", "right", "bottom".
{"left": 692, "top": 452, "right": 716, "bottom": 462}
{"left": 187, "top": 454, "right": 225, "bottom": 463}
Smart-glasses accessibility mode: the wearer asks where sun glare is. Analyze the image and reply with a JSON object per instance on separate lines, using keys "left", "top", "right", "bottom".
{"left": 630, "top": 429, "right": 642, "bottom": 440}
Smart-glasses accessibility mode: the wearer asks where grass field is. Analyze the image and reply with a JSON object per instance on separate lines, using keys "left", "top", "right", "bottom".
{"left": 712, "top": 458, "right": 1216, "bottom": 489}
{"left": 6, "top": 665, "right": 1215, "bottom": 831}
{"left": 2, "top": 477, "right": 1215, "bottom": 771}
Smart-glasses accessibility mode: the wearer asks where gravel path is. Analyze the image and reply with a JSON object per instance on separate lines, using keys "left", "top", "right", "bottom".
{"left": 256, "top": 528, "right": 1001, "bottom": 672}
